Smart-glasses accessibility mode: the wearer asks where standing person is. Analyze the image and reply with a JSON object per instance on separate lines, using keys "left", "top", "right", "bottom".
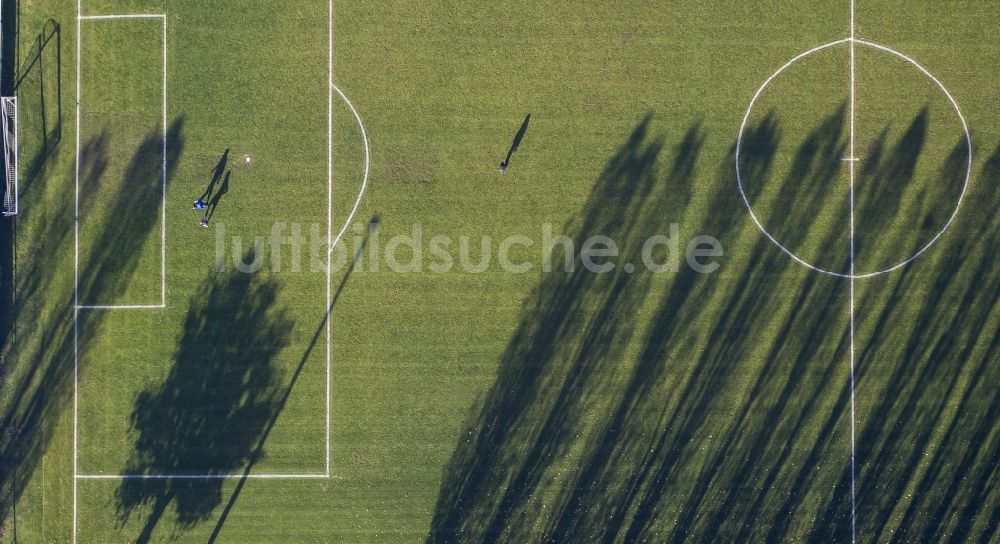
{"left": 193, "top": 198, "right": 207, "bottom": 211}
{"left": 200, "top": 217, "right": 209, "bottom": 229}
{"left": 499, "top": 161, "right": 507, "bottom": 174}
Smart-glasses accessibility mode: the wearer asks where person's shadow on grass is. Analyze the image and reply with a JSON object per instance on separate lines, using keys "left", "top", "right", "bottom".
{"left": 199, "top": 148, "right": 229, "bottom": 203}
{"left": 207, "top": 171, "right": 230, "bottom": 221}
{"left": 501, "top": 113, "right": 531, "bottom": 172}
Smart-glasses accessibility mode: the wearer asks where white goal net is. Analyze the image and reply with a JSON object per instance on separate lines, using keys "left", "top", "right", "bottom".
{"left": 1, "top": 96, "right": 17, "bottom": 216}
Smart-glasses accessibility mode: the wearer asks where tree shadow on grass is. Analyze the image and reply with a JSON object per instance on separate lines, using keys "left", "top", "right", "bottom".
{"left": 0, "top": 119, "right": 184, "bottom": 528}
{"left": 1, "top": 17, "right": 64, "bottom": 357}
{"left": 808, "top": 142, "right": 1000, "bottom": 543}
{"left": 206, "top": 224, "right": 374, "bottom": 542}
{"left": 428, "top": 107, "right": 997, "bottom": 543}
{"left": 427, "top": 114, "right": 710, "bottom": 543}
{"left": 116, "top": 254, "right": 294, "bottom": 543}
{"left": 78, "top": 119, "right": 183, "bottom": 302}
{"left": 14, "top": 18, "right": 63, "bottom": 194}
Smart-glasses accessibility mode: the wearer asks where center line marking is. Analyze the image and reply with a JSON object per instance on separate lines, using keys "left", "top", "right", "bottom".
{"left": 848, "top": 1, "right": 858, "bottom": 544}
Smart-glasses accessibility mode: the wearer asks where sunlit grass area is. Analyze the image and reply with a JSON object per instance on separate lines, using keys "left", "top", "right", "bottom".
{"left": 1, "top": 1, "right": 998, "bottom": 542}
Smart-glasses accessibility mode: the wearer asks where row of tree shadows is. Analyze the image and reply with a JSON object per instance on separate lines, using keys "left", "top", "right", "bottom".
{"left": 427, "top": 110, "right": 999, "bottom": 543}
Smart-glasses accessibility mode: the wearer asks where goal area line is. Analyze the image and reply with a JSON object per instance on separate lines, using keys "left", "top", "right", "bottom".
{"left": 75, "top": 13, "right": 167, "bottom": 308}
{"left": 78, "top": 13, "right": 165, "bottom": 20}
{"left": 77, "top": 472, "right": 334, "bottom": 481}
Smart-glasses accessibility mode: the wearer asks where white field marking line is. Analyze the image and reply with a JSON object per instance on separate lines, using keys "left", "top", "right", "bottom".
{"left": 74, "top": 10, "right": 334, "bottom": 510}
{"left": 735, "top": 39, "right": 972, "bottom": 280}
{"left": 78, "top": 14, "right": 165, "bottom": 20}
{"left": 855, "top": 37, "right": 973, "bottom": 275}
{"left": 849, "top": 0, "right": 857, "bottom": 541}
{"left": 76, "top": 473, "right": 339, "bottom": 480}
{"left": 76, "top": 16, "right": 167, "bottom": 308}
{"left": 161, "top": 15, "right": 167, "bottom": 307}
{"left": 326, "top": 0, "right": 333, "bottom": 478}
{"left": 76, "top": 304, "right": 165, "bottom": 310}
{"left": 73, "top": 13, "right": 168, "bottom": 542}
{"left": 327, "top": 84, "right": 371, "bottom": 256}
{"left": 73, "top": 0, "right": 81, "bottom": 538}
{"left": 325, "top": 82, "right": 371, "bottom": 476}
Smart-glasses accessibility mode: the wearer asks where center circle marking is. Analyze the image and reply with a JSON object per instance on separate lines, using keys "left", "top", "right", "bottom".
{"left": 735, "top": 38, "right": 972, "bottom": 279}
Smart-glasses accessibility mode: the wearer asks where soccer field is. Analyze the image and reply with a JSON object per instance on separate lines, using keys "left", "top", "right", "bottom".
{"left": 1, "top": 0, "right": 998, "bottom": 542}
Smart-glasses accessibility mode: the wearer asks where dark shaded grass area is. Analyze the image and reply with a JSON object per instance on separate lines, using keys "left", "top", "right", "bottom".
{"left": 115, "top": 258, "right": 293, "bottom": 543}
{"left": 849, "top": 145, "right": 1000, "bottom": 544}
{"left": 0, "top": 119, "right": 184, "bottom": 527}
{"left": 113, "top": 231, "right": 370, "bottom": 543}
{"left": 428, "top": 111, "right": 998, "bottom": 542}
{"left": 0, "top": 13, "right": 63, "bottom": 359}
{"left": 14, "top": 18, "right": 63, "bottom": 196}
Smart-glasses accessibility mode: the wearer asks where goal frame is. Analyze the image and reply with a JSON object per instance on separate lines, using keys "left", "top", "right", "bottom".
{"left": 1, "top": 96, "right": 17, "bottom": 217}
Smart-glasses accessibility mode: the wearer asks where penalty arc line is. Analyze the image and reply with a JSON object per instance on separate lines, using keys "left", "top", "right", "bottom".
{"left": 327, "top": 83, "right": 371, "bottom": 257}
{"left": 325, "top": 0, "right": 376, "bottom": 478}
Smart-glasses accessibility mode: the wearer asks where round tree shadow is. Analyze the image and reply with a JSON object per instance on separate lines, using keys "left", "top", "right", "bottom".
{"left": 116, "top": 254, "right": 293, "bottom": 542}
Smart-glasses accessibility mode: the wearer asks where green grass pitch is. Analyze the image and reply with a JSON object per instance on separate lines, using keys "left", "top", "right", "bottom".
{"left": 1, "top": 0, "right": 998, "bottom": 542}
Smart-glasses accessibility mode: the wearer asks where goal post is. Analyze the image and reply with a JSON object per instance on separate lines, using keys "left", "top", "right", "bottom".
{"left": 1, "top": 96, "right": 16, "bottom": 216}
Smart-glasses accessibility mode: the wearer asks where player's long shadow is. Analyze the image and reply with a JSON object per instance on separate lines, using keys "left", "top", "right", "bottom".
{"left": 502, "top": 113, "right": 531, "bottom": 168}
{"left": 205, "top": 220, "right": 374, "bottom": 543}
{"left": 0, "top": 119, "right": 184, "bottom": 526}
{"left": 206, "top": 170, "right": 230, "bottom": 221}
{"left": 115, "top": 252, "right": 294, "bottom": 543}
{"left": 199, "top": 148, "right": 229, "bottom": 203}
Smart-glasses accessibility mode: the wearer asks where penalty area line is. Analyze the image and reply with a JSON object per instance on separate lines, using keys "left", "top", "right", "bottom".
{"left": 848, "top": 1, "right": 857, "bottom": 543}
{"left": 327, "top": 0, "right": 333, "bottom": 480}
